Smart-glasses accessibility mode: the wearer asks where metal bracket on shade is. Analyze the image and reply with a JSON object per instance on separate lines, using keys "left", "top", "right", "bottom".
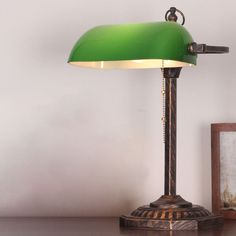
{"left": 188, "top": 42, "right": 229, "bottom": 54}
{"left": 164, "top": 7, "right": 229, "bottom": 55}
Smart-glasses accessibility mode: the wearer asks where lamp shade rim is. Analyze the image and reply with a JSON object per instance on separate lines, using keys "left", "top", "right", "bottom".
{"left": 68, "top": 59, "right": 195, "bottom": 69}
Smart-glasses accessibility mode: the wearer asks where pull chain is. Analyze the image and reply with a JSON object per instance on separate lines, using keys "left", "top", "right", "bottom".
{"left": 161, "top": 60, "right": 166, "bottom": 143}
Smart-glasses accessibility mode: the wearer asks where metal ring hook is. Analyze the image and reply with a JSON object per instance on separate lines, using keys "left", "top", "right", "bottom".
{"left": 165, "top": 7, "right": 185, "bottom": 25}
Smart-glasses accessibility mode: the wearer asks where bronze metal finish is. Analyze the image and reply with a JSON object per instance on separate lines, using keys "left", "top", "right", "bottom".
{"left": 120, "top": 214, "right": 223, "bottom": 230}
{"left": 164, "top": 68, "right": 178, "bottom": 195}
{"left": 150, "top": 195, "right": 192, "bottom": 209}
{"left": 165, "top": 7, "right": 185, "bottom": 25}
{"left": 188, "top": 42, "right": 229, "bottom": 54}
{"left": 165, "top": 8, "right": 229, "bottom": 54}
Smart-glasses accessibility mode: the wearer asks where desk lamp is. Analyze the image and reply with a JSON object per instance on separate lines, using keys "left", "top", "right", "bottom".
{"left": 68, "top": 7, "right": 229, "bottom": 230}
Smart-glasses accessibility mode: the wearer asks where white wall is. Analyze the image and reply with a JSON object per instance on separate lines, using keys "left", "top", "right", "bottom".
{"left": 0, "top": 0, "right": 234, "bottom": 216}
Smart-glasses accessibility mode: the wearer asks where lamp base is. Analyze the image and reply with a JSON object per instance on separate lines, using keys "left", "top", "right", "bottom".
{"left": 120, "top": 195, "right": 223, "bottom": 230}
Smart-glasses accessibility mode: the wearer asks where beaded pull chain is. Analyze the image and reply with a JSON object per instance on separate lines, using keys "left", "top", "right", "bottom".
{"left": 161, "top": 60, "right": 166, "bottom": 143}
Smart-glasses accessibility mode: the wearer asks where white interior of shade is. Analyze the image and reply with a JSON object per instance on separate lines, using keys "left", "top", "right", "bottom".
{"left": 69, "top": 59, "right": 194, "bottom": 69}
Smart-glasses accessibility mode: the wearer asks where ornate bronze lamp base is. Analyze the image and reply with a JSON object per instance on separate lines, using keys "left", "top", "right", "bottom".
{"left": 120, "top": 195, "right": 223, "bottom": 230}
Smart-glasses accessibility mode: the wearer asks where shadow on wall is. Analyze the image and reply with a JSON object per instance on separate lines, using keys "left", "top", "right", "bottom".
{"left": 199, "top": 124, "right": 212, "bottom": 210}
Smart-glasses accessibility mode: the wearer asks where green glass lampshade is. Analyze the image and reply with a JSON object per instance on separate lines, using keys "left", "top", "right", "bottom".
{"left": 68, "top": 21, "right": 196, "bottom": 69}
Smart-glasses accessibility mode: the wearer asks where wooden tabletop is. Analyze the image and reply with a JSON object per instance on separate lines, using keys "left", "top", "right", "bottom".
{"left": 0, "top": 217, "right": 235, "bottom": 236}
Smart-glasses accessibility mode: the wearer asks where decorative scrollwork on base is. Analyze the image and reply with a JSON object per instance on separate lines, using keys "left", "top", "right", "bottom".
{"left": 131, "top": 205, "right": 212, "bottom": 220}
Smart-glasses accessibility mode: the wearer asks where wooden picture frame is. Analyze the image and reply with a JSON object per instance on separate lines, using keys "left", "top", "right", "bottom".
{"left": 212, "top": 123, "right": 236, "bottom": 219}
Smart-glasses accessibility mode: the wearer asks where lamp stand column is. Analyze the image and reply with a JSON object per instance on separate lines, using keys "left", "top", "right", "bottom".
{"left": 164, "top": 75, "right": 177, "bottom": 196}
{"left": 150, "top": 68, "right": 192, "bottom": 208}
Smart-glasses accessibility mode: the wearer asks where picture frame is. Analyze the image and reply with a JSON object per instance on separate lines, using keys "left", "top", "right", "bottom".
{"left": 211, "top": 123, "right": 236, "bottom": 219}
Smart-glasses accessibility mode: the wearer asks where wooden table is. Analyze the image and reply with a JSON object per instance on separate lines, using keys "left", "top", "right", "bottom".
{"left": 0, "top": 217, "right": 235, "bottom": 236}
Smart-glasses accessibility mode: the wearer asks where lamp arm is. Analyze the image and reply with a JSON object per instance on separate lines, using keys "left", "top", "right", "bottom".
{"left": 188, "top": 42, "right": 229, "bottom": 54}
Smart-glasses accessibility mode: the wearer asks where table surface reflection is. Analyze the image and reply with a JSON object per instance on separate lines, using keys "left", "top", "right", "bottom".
{"left": 0, "top": 217, "right": 234, "bottom": 236}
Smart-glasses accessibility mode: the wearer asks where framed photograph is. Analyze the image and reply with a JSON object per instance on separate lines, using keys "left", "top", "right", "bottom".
{"left": 212, "top": 123, "right": 236, "bottom": 219}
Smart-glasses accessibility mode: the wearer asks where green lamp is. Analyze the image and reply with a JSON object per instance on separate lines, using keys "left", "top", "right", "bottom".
{"left": 68, "top": 7, "right": 229, "bottom": 230}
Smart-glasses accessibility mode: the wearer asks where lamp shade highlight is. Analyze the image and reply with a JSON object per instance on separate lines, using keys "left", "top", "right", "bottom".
{"left": 68, "top": 21, "right": 197, "bottom": 69}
